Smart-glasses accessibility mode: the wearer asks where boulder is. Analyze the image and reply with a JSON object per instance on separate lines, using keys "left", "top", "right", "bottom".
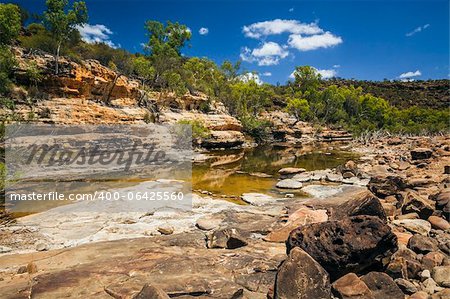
{"left": 230, "top": 289, "right": 266, "bottom": 299}
{"left": 360, "top": 272, "right": 404, "bottom": 299}
{"left": 431, "top": 289, "right": 450, "bottom": 299}
{"left": 394, "top": 278, "right": 418, "bottom": 294}
{"left": 407, "top": 235, "right": 438, "bottom": 254}
{"left": 287, "top": 215, "right": 398, "bottom": 280}
{"left": 402, "top": 192, "right": 435, "bottom": 219}
{"left": 196, "top": 215, "right": 224, "bottom": 231}
{"left": 133, "top": 284, "right": 170, "bottom": 299}
{"left": 368, "top": 175, "right": 407, "bottom": 198}
{"left": 332, "top": 273, "right": 374, "bottom": 299}
{"left": 410, "top": 291, "right": 429, "bottom": 299}
{"left": 326, "top": 173, "right": 344, "bottom": 183}
{"left": 431, "top": 266, "right": 450, "bottom": 287}
{"left": 386, "top": 248, "right": 422, "bottom": 280}
{"left": 274, "top": 247, "right": 331, "bottom": 299}
{"left": 327, "top": 190, "right": 387, "bottom": 221}
{"left": 411, "top": 148, "right": 432, "bottom": 160}
{"left": 207, "top": 228, "right": 247, "bottom": 249}
{"left": 431, "top": 190, "right": 450, "bottom": 220}
{"left": 422, "top": 252, "right": 445, "bottom": 271}
{"left": 292, "top": 173, "right": 312, "bottom": 182}
{"left": 276, "top": 179, "right": 302, "bottom": 189}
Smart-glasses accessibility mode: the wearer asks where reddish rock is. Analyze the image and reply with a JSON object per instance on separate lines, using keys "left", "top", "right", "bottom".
{"left": 368, "top": 175, "right": 407, "bottom": 198}
{"left": 133, "top": 284, "right": 170, "bottom": 299}
{"left": 409, "top": 291, "right": 430, "bottom": 299}
{"left": 427, "top": 216, "right": 450, "bottom": 230}
{"left": 422, "top": 252, "right": 445, "bottom": 271}
{"left": 287, "top": 215, "right": 398, "bottom": 280}
{"left": 274, "top": 247, "right": 331, "bottom": 299}
{"left": 332, "top": 273, "right": 374, "bottom": 299}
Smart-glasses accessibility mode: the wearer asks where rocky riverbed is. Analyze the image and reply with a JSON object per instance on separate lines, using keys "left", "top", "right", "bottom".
{"left": 0, "top": 135, "right": 448, "bottom": 298}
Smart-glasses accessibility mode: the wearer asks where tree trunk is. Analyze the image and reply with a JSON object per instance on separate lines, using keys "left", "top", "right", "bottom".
{"left": 55, "top": 41, "right": 61, "bottom": 75}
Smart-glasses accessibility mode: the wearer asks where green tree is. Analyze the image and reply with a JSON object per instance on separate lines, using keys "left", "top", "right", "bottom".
{"left": 43, "top": 0, "right": 88, "bottom": 74}
{"left": 292, "top": 66, "right": 321, "bottom": 94}
{"left": 0, "top": 46, "right": 16, "bottom": 94}
{"left": 286, "top": 97, "right": 310, "bottom": 124}
{"left": 144, "top": 20, "right": 190, "bottom": 88}
{"left": 132, "top": 56, "right": 155, "bottom": 89}
{"left": 0, "top": 3, "right": 21, "bottom": 45}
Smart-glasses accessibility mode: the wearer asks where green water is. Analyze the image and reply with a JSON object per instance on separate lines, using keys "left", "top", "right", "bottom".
{"left": 192, "top": 144, "right": 358, "bottom": 197}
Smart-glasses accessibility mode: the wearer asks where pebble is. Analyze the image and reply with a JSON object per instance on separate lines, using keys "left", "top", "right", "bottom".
{"left": 157, "top": 226, "right": 174, "bottom": 235}
{"left": 35, "top": 242, "right": 48, "bottom": 252}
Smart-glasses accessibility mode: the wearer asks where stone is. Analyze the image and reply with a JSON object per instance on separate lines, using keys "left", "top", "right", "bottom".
{"left": 276, "top": 179, "right": 302, "bottom": 189}
{"left": 343, "top": 177, "right": 361, "bottom": 185}
{"left": 431, "top": 266, "right": 450, "bottom": 287}
{"left": 264, "top": 207, "right": 328, "bottom": 243}
{"left": 431, "top": 289, "right": 450, "bottom": 299}
{"left": 0, "top": 246, "right": 12, "bottom": 253}
{"left": 411, "top": 148, "right": 432, "bottom": 160}
{"left": 207, "top": 228, "right": 248, "bottom": 249}
{"left": 35, "top": 241, "right": 48, "bottom": 252}
{"left": 402, "top": 192, "right": 435, "bottom": 219}
{"left": 410, "top": 291, "right": 430, "bottom": 299}
{"left": 345, "top": 160, "right": 358, "bottom": 170}
{"left": 361, "top": 272, "right": 404, "bottom": 299}
{"left": 397, "top": 213, "right": 420, "bottom": 220}
{"left": 196, "top": 215, "right": 223, "bottom": 231}
{"left": 133, "top": 284, "right": 170, "bottom": 299}
{"left": 26, "top": 262, "right": 38, "bottom": 274}
{"left": 201, "top": 131, "right": 245, "bottom": 148}
{"left": 292, "top": 173, "right": 312, "bottom": 182}
{"left": 392, "top": 219, "right": 432, "bottom": 236}
{"left": 332, "top": 273, "right": 374, "bottom": 299}
{"left": 422, "top": 278, "right": 438, "bottom": 295}
{"left": 386, "top": 248, "right": 421, "bottom": 280}
{"left": 241, "top": 193, "right": 274, "bottom": 206}
{"left": 157, "top": 226, "right": 174, "bottom": 235}
{"left": 326, "top": 173, "right": 344, "bottom": 183}
{"left": 427, "top": 216, "right": 450, "bottom": 231}
{"left": 395, "top": 278, "right": 418, "bottom": 294}
{"left": 343, "top": 171, "right": 355, "bottom": 179}
{"left": 287, "top": 215, "right": 398, "bottom": 280}
{"left": 274, "top": 247, "right": 331, "bottom": 299}
{"left": 422, "top": 252, "right": 445, "bottom": 271}
{"left": 408, "top": 235, "right": 438, "bottom": 254}
{"left": 325, "top": 190, "right": 387, "bottom": 221}
{"left": 278, "top": 167, "right": 306, "bottom": 176}
{"left": 420, "top": 270, "right": 431, "bottom": 280}
{"left": 368, "top": 175, "right": 407, "bottom": 198}
{"left": 432, "top": 189, "right": 450, "bottom": 219}
{"left": 393, "top": 231, "right": 413, "bottom": 247}
{"left": 17, "top": 266, "right": 27, "bottom": 274}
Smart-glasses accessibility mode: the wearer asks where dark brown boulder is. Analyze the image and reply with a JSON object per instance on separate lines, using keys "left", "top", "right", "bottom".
{"left": 274, "top": 247, "right": 331, "bottom": 299}
{"left": 286, "top": 215, "right": 398, "bottom": 281}
{"left": 328, "top": 191, "right": 387, "bottom": 221}
{"left": 133, "top": 284, "right": 170, "bottom": 299}
{"left": 411, "top": 148, "right": 432, "bottom": 160}
{"left": 402, "top": 191, "right": 435, "bottom": 219}
{"left": 407, "top": 235, "right": 438, "bottom": 254}
{"left": 368, "top": 175, "right": 407, "bottom": 198}
{"left": 431, "top": 189, "right": 450, "bottom": 220}
{"left": 360, "top": 272, "right": 404, "bottom": 299}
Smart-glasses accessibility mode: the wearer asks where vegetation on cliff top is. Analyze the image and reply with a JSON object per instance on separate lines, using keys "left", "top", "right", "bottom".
{"left": 0, "top": 1, "right": 448, "bottom": 139}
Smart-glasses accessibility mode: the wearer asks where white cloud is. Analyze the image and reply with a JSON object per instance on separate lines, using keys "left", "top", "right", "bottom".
{"left": 238, "top": 72, "right": 263, "bottom": 85}
{"left": 316, "top": 68, "right": 337, "bottom": 79}
{"left": 240, "top": 42, "right": 289, "bottom": 66}
{"left": 399, "top": 70, "right": 421, "bottom": 79}
{"left": 333, "top": 64, "right": 340, "bottom": 68}
{"left": 243, "top": 19, "right": 323, "bottom": 39}
{"left": 199, "top": 27, "right": 209, "bottom": 35}
{"left": 406, "top": 24, "right": 430, "bottom": 37}
{"left": 76, "top": 24, "right": 117, "bottom": 48}
{"left": 261, "top": 72, "right": 272, "bottom": 76}
{"left": 289, "top": 8, "right": 294, "bottom": 12}
{"left": 288, "top": 32, "right": 342, "bottom": 51}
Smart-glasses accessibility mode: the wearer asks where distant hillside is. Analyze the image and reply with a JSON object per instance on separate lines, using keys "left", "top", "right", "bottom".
{"left": 324, "top": 79, "right": 449, "bottom": 110}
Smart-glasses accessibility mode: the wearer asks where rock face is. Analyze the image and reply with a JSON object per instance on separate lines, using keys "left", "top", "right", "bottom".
{"left": 133, "top": 284, "right": 170, "bottom": 299}
{"left": 287, "top": 215, "right": 398, "bottom": 280}
{"left": 274, "top": 247, "right": 331, "bottom": 299}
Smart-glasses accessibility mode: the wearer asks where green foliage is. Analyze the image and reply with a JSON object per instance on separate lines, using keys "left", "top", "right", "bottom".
{"left": 177, "top": 119, "right": 210, "bottom": 140}
{"left": 132, "top": 56, "right": 155, "bottom": 87}
{"left": 239, "top": 116, "right": 272, "bottom": 142}
{"left": 182, "top": 57, "right": 223, "bottom": 97}
{"left": 25, "top": 61, "right": 43, "bottom": 86}
{"left": 292, "top": 66, "right": 321, "bottom": 93}
{"left": 0, "top": 46, "right": 16, "bottom": 94}
{"left": 0, "top": 3, "right": 21, "bottom": 45}
{"left": 286, "top": 97, "right": 310, "bottom": 122}
{"left": 43, "top": 0, "right": 88, "bottom": 73}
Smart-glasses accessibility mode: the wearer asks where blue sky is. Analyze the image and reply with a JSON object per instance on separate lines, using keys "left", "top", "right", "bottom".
{"left": 12, "top": 0, "right": 450, "bottom": 84}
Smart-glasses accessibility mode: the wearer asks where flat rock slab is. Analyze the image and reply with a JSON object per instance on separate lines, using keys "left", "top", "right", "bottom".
{"left": 0, "top": 233, "right": 286, "bottom": 298}
{"left": 276, "top": 179, "right": 302, "bottom": 189}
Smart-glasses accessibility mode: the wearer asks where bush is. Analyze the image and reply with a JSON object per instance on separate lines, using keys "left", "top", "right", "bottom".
{"left": 0, "top": 46, "right": 16, "bottom": 94}
{"left": 177, "top": 119, "right": 210, "bottom": 140}
{"left": 240, "top": 116, "right": 272, "bottom": 143}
